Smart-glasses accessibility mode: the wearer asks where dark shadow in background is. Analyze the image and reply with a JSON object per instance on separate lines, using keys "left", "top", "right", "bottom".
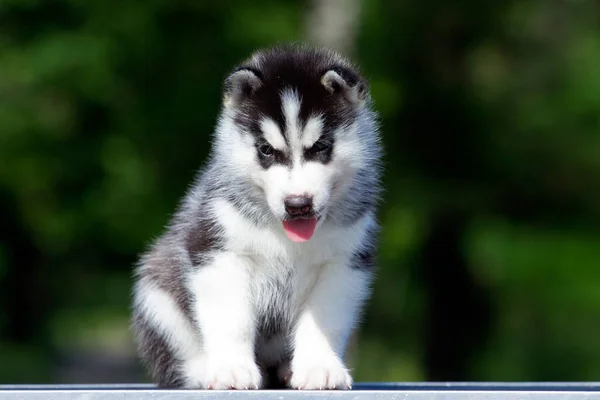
{"left": 0, "top": 190, "right": 46, "bottom": 344}
{"left": 416, "top": 210, "right": 493, "bottom": 381}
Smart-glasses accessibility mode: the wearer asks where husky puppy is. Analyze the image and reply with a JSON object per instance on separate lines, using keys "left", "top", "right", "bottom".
{"left": 131, "top": 44, "right": 382, "bottom": 390}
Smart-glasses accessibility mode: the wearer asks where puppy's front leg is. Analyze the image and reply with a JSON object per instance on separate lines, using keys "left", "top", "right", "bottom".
{"left": 184, "top": 252, "right": 262, "bottom": 389}
{"left": 288, "top": 261, "right": 373, "bottom": 390}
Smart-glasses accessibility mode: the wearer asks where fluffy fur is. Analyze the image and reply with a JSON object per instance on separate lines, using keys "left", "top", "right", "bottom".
{"left": 131, "top": 44, "right": 383, "bottom": 390}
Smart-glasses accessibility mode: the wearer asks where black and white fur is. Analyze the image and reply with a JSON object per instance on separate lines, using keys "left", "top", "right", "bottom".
{"left": 131, "top": 44, "right": 383, "bottom": 390}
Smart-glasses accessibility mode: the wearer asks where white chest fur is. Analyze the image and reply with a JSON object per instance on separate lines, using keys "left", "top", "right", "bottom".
{"left": 210, "top": 197, "right": 374, "bottom": 335}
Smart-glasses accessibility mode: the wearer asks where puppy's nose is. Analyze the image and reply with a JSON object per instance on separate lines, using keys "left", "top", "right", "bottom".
{"left": 284, "top": 195, "right": 313, "bottom": 216}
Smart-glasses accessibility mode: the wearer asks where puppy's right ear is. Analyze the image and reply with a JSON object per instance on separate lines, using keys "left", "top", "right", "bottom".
{"left": 223, "top": 68, "right": 262, "bottom": 108}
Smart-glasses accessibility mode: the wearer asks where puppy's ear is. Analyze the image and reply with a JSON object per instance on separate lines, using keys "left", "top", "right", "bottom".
{"left": 223, "top": 68, "right": 262, "bottom": 108}
{"left": 321, "top": 66, "right": 368, "bottom": 107}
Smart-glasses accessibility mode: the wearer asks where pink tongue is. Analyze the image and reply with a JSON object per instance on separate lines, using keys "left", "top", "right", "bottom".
{"left": 282, "top": 218, "right": 318, "bottom": 242}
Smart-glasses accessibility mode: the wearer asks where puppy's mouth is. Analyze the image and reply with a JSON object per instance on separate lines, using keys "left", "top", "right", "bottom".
{"left": 282, "top": 213, "right": 319, "bottom": 243}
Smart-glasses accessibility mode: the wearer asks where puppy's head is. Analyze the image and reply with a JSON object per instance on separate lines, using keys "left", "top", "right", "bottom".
{"left": 217, "top": 45, "right": 374, "bottom": 242}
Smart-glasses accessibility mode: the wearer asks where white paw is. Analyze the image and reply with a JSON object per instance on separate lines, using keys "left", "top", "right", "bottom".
{"left": 183, "top": 355, "right": 262, "bottom": 390}
{"left": 289, "top": 355, "right": 352, "bottom": 390}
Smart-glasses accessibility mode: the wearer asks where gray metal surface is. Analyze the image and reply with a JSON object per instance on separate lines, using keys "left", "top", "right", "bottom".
{"left": 1, "top": 383, "right": 600, "bottom": 399}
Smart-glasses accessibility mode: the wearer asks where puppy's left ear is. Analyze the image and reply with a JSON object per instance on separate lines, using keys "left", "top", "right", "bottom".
{"left": 223, "top": 68, "right": 262, "bottom": 108}
{"left": 321, "top": 66, "right": 369, "bottom": 107}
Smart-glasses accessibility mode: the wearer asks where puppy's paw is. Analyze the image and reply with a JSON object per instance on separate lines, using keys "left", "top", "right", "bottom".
{"left": 183, "top": 355, "right": 262, "bottom": 390}
{"left": 288, "top": 354, "right": 352, "bottom": 390}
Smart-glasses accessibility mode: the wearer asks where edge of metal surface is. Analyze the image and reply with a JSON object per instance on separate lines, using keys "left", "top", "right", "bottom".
{"left": 1, "top": 383, "right": 600, "bottom": 399}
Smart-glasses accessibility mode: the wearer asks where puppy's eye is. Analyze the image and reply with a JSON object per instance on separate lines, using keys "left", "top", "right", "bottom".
{"left": 310, "top": 139, "right": 332, "bottom": 153}
{"left": 258, "top": 144, "right": 274, "bottom": 157}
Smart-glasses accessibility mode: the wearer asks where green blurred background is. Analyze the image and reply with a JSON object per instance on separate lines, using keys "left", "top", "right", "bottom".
{"left": 1, "top": 0, "right": 599, "bottom": 385}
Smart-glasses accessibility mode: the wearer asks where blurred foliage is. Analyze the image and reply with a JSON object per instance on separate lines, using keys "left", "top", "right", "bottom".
{"left": 0, "top": 0, "right": 599, "bottom": 384}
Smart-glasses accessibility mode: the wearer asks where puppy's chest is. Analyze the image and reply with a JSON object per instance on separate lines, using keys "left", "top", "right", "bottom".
{"left": 249, "top": 255, "right": 323, "bottom": 338}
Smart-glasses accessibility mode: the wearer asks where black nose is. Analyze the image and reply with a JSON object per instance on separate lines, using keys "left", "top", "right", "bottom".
{"left": 284, "top": 195, "right": 313, "bottom": 216}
